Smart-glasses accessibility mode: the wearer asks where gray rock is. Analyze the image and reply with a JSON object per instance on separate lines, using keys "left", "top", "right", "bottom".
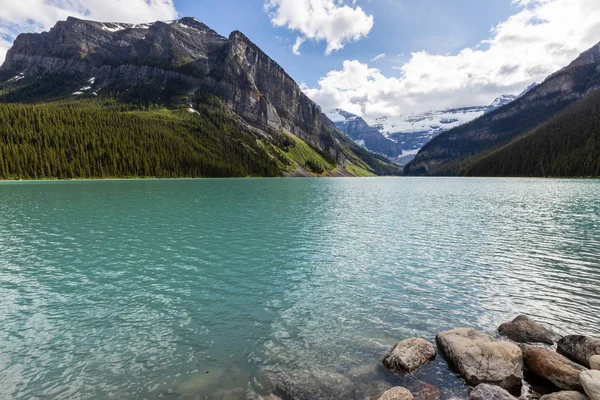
{"left": 539, "top": 391, "right": 590, "bottom": 400}
{"left": 558, "top": 336, "right": 600, "bottom": 368}
{"left": 522, "top": 346, "right": 587, "bottom": 391}
{"left": 581, "top": 370, "right": 600, "bottom": 400}
{"left": 591, "top": 356, "right": 600, "bottom": 371}
{"left": 436, "top": 328, "right": 523, "bottom": 393}
{"left": 498, "top": 315, "right": 556, "bottom": 344}
{"left": 469, "top": 383, "right": 516, "bottom": 400}
{"left": 378, "top": 387, "right": 414, "bottom": 400}
{"left": 382, "top": 338, "right": 436, "bottom": 373}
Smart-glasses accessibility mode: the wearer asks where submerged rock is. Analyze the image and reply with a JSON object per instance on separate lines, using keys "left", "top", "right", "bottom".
{"left": 522, "top": 346, "right": 586, "bottom": 391}
{"left": 539, "top": 391, "right": 590, "bottom": 400}
{"left": 581, "top": 370, "right": 600, "bottom": 400}
{"left": 498, "top": 315, "right": 556, "bottom": 345}
{"left": 558, "top": 336, "right": 600, "bottom": 368}
{"left": 412, "top": 383, "right": 441, "bottom": 400}
{"left": 469, "top": 383, "right": 516, "bottom": 400}
{"left": 378, "top": 386, "right": 414, "bottom": 400}
{"left": 382, "top": 338, "right": 436, "bottom": 373}
{"left": 436, "top": 328, "right": 523, "bottom": 393}
{"left": 272, "top": 370, "right": 356, "bottom": 400}
{"left": 590, "top": 356, "right": 600, "bottom": 371}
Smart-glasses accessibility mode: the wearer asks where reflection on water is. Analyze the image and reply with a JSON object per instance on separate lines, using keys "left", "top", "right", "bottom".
{"left": 0, "top": 178, "right": 598, "bottom": 399}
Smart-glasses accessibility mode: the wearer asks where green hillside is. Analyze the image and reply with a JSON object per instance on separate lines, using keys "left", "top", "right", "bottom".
{"left": 460, "top": 89, "right": 600, "bottom": 177}
{"left": 0, "top": 98, "right": 384, "bottom": 180}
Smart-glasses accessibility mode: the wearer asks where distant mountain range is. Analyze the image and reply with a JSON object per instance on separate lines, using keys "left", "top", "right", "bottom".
{"left": 327, "top": 84, "right": 538, "bottom": 166}
{"left": 405, "top": 41, "right": 600, "bottom": 177}
{"left": 0, "top": 17, "right": 400, "bottom": 179}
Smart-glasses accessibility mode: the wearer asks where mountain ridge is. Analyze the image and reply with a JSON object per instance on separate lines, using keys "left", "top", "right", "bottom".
{"left": 0, "top": 16, "right": 401, "bottom": 178}
{"left": 404, "top": 40, "right": 600, "bottom": 176}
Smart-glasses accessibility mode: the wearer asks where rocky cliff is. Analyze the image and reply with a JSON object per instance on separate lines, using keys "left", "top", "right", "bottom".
{"left": 1, "top": 17, "right": 366, "bottom": 169}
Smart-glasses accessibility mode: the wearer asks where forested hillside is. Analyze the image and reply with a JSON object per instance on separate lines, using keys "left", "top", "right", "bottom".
{"left": 460, "top": 89, "right": 600, "bottom": 177}
{"left": 0, "top": 98, "right": 394, "bottom": 179}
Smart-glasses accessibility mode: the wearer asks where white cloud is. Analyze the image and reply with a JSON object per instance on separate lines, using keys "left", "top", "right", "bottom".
{"left": 264, "top": 0, "right": 374, "bottom": 55}
{"left": 292, "top": 36, "right": 305, "bottom": 55}
{"left": 305, "top": 0, "right": 600, "bottom": 118}
{"left": 0, "top": 0, "right": 178, "bottom": 64}
{"left": 371, "top": 53, "right": 386, "bottom": 62}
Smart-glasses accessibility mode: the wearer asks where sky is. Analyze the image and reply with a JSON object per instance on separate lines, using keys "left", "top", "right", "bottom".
{"left": 1, "top": 0, "right": 600, "bottom": 118}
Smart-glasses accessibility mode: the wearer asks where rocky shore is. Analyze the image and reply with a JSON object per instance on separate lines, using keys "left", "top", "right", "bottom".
{"left": 264, "top": 315, "right": 600, "bottom": 400}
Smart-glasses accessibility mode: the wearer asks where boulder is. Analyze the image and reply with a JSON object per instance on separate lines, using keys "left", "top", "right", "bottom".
{"left": 436, "top": 328, "right": 523, "bottom": 393}
{"left": 522, "top": 346, "right": 586, "bottom": 391}
{"left": 498, "top": 315, "right": 556, "bottom": 344}
{"left": 378, "top": 387, "right": 414, "bottom": 400}
{"left": 590, "top": 356, "right": 600, "bottom": 371}
{"left": 469, "top": 383, "right": 516, "bottom": 400}
{"left": 539, "top": 391, "right": 590, "bottom": 400}
{"left": 558, "top": 336, "right": 600, "bottom": 368}
{"left": 581, "top": 370, "right": 600, "bottom": 400}
{"left": 382, "top": 338, "right": 436, "bottom": 373}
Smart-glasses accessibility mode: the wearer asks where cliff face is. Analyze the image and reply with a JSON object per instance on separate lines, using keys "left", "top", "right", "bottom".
{"left": 0, "top": 17, "right": 344, "bottom": 163}
{"left": 405, "top": 41, "right": 600, "bottom": 175}
{"left": 326, "top": 109, "right": 403, "bottom": 159}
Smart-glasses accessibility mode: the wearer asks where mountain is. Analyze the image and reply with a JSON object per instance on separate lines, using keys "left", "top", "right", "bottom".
{"left": 405, "top": 41, "right": 600, "bottom": 176}
{"left": 327, "top": 106, "right": 488, "bottom": 166}
{"left": 485, "top": 94, "right": 516, "bottom": 114}
{"left": 484, "top": 83, "right": 539, "bottom": 114}
{"left": 0, "top": 17, "right": 400, "bottom": 179}
{"left": 368, "top": 106, "right": 487, "bottom": 164}
{"left": 325, "top": 109, "right": 403, "bottom": 159}
{"left": 461, "top": 88, "right": 600, "bottom": 177}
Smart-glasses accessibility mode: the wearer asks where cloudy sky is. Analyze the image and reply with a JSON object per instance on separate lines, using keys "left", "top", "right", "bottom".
{"left": 1, "top": 0, "right": 600, "bottom": 117}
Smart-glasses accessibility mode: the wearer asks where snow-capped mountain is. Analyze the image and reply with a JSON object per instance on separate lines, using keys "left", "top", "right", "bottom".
{"left": 485, "top": 82, "right": 539, "bottom": 114}
{"left": 485, "top": 95, "right": 517, "bottom": 113}
{"left": 328, "top": 82, "right": 539, "bottom": 165}
{"left": 325, "top": 109, "right": 403, "bottom": 159}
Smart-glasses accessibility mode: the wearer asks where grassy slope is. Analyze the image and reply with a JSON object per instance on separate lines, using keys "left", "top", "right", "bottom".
{"left": 460, "top": 89, "right": 600, "bottom": 177}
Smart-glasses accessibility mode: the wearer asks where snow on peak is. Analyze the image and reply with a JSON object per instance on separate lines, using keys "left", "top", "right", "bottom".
{"left": 100, "top": 23, "right": 131, "bottom": 33}
{"left": 325, "top": 108, "right": 360, "bottom": 123}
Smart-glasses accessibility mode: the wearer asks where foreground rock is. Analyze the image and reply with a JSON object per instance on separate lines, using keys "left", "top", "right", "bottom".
{"left": 591, "top": 356, "right": 600, "bottom": 371}
{"left": 382, "top": 338, "right": 436, "bottom": 373}
{"left": 469, "top": 383, "right": 516, "bottom": 399}
{"left": 539, "top": 391, "right": 590, "bottom": 400}
{"left": 378, "top": 387, "right": 414, "bottom": 400}
{"left": 558, "top": 336, "right": 600, "bottom": 368}
{"left": 522, "top": 346, "right": 586, "bottom": 391}
{"left": 498, "top": 315, "right": 556, "bottom": 344}
{"left": 436, "top": 328, "right": 523, "bottom": 393}
{"left": 581, "top": 370, "right": 600, "bottom": 400}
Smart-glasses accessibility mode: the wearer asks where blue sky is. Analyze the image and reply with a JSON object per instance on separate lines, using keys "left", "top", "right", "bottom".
{"left": 173, "top": 0, "right": 515, "bottom": 87}
{"left": 1, "top": 0, "right": 600, "bottom": 117}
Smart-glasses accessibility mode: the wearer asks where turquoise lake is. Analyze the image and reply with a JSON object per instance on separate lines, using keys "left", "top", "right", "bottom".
{"left": 0, "top": 178, "right": 599, "bottom": 399}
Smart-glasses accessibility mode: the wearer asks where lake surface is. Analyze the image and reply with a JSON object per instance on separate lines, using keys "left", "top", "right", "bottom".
{"left": 0, "top": 178, "right": 599, "bottom": 400}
